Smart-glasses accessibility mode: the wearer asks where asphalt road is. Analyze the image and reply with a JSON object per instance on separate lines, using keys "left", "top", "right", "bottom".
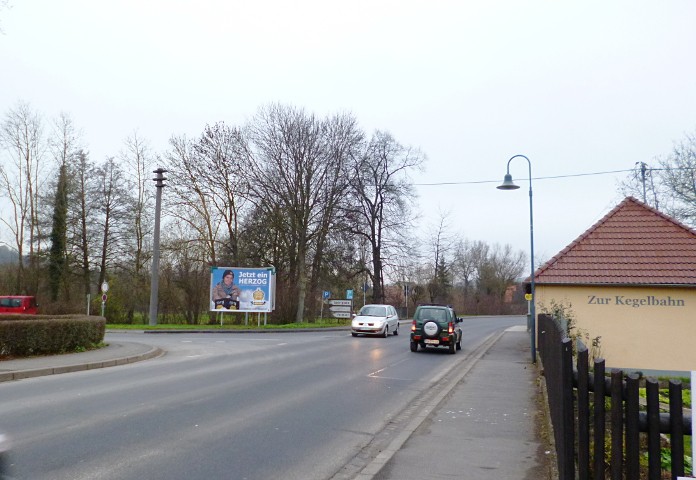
{"left": 0, "top": 316, "right": 523, "bottom": 480}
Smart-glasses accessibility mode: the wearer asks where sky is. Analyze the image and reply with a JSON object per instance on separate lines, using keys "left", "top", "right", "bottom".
{"left": 1, "top": 0, "right": 696, "bottom": 266}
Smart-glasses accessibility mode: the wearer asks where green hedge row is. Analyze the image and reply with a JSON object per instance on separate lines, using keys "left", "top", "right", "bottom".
{"left": 0, "top": 315, "right": 106, "bottom": 357}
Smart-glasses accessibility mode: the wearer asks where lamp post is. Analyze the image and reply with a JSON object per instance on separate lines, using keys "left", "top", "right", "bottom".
{"left": 497, "top": 154, "right": 536, "bottom": 363}
{"left": 149, "top": 168, "right": 167, "bottom": 326}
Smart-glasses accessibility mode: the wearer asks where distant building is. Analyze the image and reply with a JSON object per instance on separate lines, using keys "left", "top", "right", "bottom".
{"left": 533, "top": 197, "right": 696, "bottom": 371}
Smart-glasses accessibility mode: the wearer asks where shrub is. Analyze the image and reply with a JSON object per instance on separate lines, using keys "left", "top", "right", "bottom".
{"left": 0, "top": 315, "right": 105, "bottom": 357}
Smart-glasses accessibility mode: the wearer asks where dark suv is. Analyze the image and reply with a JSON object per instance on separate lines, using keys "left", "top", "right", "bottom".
{"left": 410, "top": 304, "right": 462, "bottom": 354}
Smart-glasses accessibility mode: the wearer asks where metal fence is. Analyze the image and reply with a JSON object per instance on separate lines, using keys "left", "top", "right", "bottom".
{"left": 537, "top": 313, "right": 692, "bottom": 480}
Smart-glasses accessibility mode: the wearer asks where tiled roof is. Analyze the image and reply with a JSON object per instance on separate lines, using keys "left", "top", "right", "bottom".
{"left": 534, "top": 197, "right": 696, "bottom": 286}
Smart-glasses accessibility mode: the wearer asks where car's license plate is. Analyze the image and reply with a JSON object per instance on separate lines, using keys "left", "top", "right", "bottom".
{"left": 424, "top": 339, "right": 439, "bottom": 345}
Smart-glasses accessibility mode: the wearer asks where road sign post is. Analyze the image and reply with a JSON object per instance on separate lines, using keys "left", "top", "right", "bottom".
{"left": 328, "top": 299, "right": 353, "bottom": 319}
{"left": 101, "top": 293, "right": 107, "bottom": 317}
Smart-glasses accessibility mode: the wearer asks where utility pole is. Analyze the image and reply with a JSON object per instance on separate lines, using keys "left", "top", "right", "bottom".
{"left": 149, "top": 168, "right": 167, "bottom": 326}
{"left": 638, "top": 162, "right": 647, "bottom": 203}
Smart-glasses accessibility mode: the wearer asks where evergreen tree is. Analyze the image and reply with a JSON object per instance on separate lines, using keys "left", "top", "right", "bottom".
{"left": 48, "top": 164, "right": 69, "bottom": 301}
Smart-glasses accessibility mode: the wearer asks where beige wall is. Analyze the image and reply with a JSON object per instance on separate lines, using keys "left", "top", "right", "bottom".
{"left": 535, "top": 285, "right": 696, "bottom": 372}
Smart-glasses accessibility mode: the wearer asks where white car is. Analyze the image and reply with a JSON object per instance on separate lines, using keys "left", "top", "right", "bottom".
{"left": 0, "top": 432, "right": 10, "bottom": 478}
{"left": 351, "top": 304, "right": 400, "bottom": 337}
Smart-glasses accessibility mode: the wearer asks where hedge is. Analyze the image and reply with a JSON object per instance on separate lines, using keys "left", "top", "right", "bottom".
{"left": 0, "top": 315, "right": 106, "bottom": 357}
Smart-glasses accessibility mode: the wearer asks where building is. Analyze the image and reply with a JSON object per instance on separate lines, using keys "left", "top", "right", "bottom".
{"left": 533, "top": 197, "right": 696, "bottom": 372}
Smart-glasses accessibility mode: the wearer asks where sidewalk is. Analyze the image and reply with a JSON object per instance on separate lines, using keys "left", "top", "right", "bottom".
{"left": 0, "top": 341, "right": 162, "bottom": 382}
{"left": 370, "top": 327, "right": 556, "bottom": 480}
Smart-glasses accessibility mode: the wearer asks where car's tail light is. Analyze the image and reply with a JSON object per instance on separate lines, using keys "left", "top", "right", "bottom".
{"left": 411, "top": 320, "right": 416, "bottom": 332}
{"left": 448, "top": 322, "right": 454, "bottom": 334}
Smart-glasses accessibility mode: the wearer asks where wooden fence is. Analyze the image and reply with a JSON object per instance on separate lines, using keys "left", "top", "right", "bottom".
{"left": 537, "top": 313, "right": 692, "bottom": 480}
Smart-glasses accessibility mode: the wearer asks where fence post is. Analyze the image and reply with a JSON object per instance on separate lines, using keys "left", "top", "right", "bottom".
{"left": 625, "top": 374, "right": 640, "bottom": 480}
{"left": 577, "top": 346, "right": 590, "bottom": 480}
{"left": 669, "top": 380, "right": 684, "bottom": 478}
{"left": 561, "top": 338, "right": 575, "bottom": 480}
{"left": 646, "top": 378, "right": 661, "bottom": 480}
{"left": 611, "top": 370, "right": 624, "bottom": 480}
{"left": 593, "top": 359, "right": 606, "bottom": 480}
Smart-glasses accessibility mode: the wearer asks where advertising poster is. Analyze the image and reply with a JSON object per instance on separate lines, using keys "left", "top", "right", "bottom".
{"left": 210, "top": 267, "right": 274, "bottom": 313}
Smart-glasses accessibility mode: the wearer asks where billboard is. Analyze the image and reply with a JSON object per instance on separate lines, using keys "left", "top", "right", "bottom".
{"left": 210, "top": 267, "right": 275, "bottom": 313}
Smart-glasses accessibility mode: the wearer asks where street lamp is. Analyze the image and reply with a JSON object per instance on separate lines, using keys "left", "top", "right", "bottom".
{"left": 149, "top": 168, "right": 167, "bottom": 326}
{"left": 497, "top": 154, "right": 536, "bottom": 363}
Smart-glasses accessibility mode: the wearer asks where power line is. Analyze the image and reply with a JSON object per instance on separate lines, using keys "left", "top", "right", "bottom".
{"left": 415, "top": 165, "right": 696, "bottom": 187}
{"left": 414, "top": 168, "right": 635, "bottom": 186}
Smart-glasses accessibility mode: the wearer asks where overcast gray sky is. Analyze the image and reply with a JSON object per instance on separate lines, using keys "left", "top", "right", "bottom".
{"left": 2, "top": 0, "right": 695, "bottom": 264}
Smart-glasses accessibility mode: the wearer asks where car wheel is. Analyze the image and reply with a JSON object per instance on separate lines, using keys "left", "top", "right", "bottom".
{"left": 410, "top": 341, "right": 418, "bottom": 352}
{"left": 449, "top": 341, "right": 456, "bottom": 354}
{"left": 351, "top": 332, "right": 357, "bottom": 337}
{"left": 456, "top": 338, "right": 462, "bottom": 350}
{"left": 382, "top": 326, "right": 388, "bottom": 338}
{"left": 393, "top": 323, "right": 399, "bottom": 335}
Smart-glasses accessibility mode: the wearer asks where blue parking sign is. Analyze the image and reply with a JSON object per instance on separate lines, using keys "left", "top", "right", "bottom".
{"left": 346, "top": 289, "right": 353, "bottom": 300}
{"left": 323, "top": 291, "right": 330, "bottom": 299}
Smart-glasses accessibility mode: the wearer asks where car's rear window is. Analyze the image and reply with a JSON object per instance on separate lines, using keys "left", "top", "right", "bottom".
{"left": 415, "top": 308, "right": 448, "bottom": 322}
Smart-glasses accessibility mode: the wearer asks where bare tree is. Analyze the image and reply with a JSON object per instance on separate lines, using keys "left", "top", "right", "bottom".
{"left": 92, "top": 157, "right": 133, "bottom": 289}
{"left": 247, "top": 104, "right": 357, "bottom": 322}
{"left": 425, "top": 211, "right": 455, "bottom": 304}
{"left": 120, "top": 131, "right": 153, "bottom": 273}
{"left": 0, "top": 101, "right": 47, "bottom": 293}
{"left": 160, "top": 224, "right": 210, "bottom": 324}
{"left": 0, "top": 0, "right": 11, "bottom": 34}
{"left": 452, "top": 239, "right": 488, "bottom": 303}
{"left": 192, "top": 122, "right": 252, "bottom": 264}
{"left": 659, "top": 132, "right": 696, "bottom": 226}
{"left": 119, "top": 131, "right": 154, "bottom": 320}
{"left": 620, "top": 130, "right": 696, "bottom": 227}
{"left": 305, "top": 112, "right": 363, "bottom": 314}
{"left": 165, "top": 134, "right": 222, "bottom": 265}
{"left": 475, "top": 243, "right": 525, "bottom": 313}
{"left": 67, "top": 150, "right": 97, "bottom": 297}
{"left": 347, "top": 130, "right": 423, "bottom": 304}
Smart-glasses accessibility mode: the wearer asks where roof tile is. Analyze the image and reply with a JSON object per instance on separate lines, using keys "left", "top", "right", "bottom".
{"left": 534, "top": 197, "right": 696, "bottom": 285}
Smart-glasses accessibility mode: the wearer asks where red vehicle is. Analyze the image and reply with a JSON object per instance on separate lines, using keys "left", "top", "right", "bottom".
{"left": 0, "top": 296, "right": 38, "bottom": 314}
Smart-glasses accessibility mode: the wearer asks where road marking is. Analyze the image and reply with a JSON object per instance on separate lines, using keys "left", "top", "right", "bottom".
{"left": 368, "top": 367, "right": 388, "bottom": 377}
{"left": 367, "top": 358, "right": 409, "bottom": 379}
{"left": 506, "top": 325, "right": 527, "bottom": 332}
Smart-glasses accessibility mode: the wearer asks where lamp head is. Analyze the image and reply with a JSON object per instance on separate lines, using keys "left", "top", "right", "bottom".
{"left": 497, "top": 173, "right": 520, "bottom": 190}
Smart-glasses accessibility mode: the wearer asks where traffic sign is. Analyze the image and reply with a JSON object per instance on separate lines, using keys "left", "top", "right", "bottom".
{"left": 331, "top": 312, "right": 352, "bottom": 319}
{"left": 329, "top": 305, "right": 352, "bottom": 313}
{"left": 328, "top": 299, "right": 352, "bottom": 306}
{"left": 101, "top": 294, "right": 107, "bottom": 302}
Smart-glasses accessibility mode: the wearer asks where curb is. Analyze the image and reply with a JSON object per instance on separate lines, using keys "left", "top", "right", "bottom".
{"left": 141, "top": 328, "right": 350, "bottom": 334}
{"left": 0, "top": 346, "right": 164, "bottom": 383}
{"left": 110, "top": 320, "right": 413, "bottom": 335}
